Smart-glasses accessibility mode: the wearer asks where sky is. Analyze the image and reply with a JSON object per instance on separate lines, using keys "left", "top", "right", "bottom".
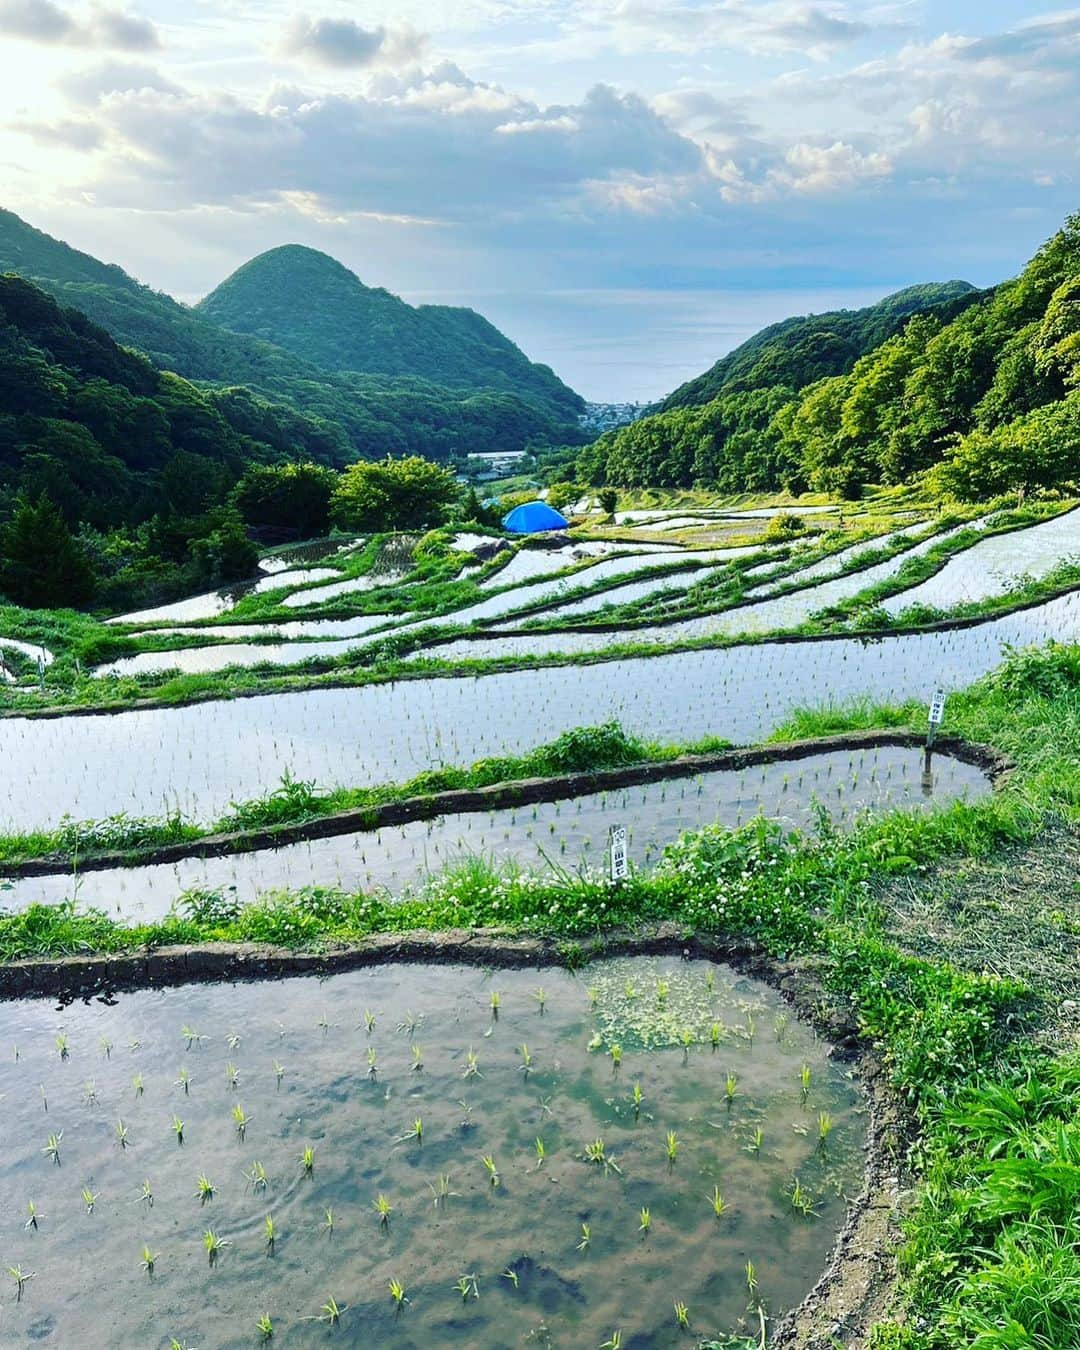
{"left": 0, "top": 1, "right": 1077, "bottom": 400}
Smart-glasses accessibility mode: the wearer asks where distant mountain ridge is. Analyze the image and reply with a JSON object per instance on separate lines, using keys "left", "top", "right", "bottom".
{"left": 0, "top": 209, "right": 583, "bottom": 459}
{"left": 661, "top": 281, "right": 981, "bottom": 410}
{"left": 198, "top": 244, "right": 582, "bottom": 418}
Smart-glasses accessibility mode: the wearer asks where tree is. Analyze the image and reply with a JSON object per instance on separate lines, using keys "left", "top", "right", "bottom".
{"left": 0, "top": 493, "right": 96, "bottom": 608}
{"left": 232, "top": 462, "right": 337, "bottom": 537}
{"left": 331, "top": 456, "right": 459, "bottom": 531}
{"left": 597, "top": 487, "right": 618, "bottom": 514}
{"left": 545, "top": 481, "right": 578, "bottom": 511}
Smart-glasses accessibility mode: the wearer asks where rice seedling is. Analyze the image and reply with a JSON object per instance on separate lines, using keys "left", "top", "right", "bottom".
{"left": 725, "top": 1073, "right": 738, "bottom": 1106}
{"left": 638, "top": 1206, "right": 652, "bottom": 1234}
{"left": 140, "top": 1245, "right": 159, "bottom": 1276}
{"left": 534, "top": 1136, "right": 547, "bottom": 1169}
{"left": 367, "top": 1047, "right": 378, "bottom": 1078}
{"left": 397, "top": 1117, "right": 423, "bottom": 1145}
{"left": 83, "top": 1080, "right": 96, "bottom": 1104}
{"left": 388, "top": 1279, "right": 408, "bottom": 1310}
{"left": 705, "top": 968, "right": 716, "bottom": 992}
{"left": 490, "top": 991, "right": 500, "bottom": 1015}
{"left": 674, "top": 1300, "right": 690, "bottom": 1330}
{"left": 374, "top": 1193, "right": 393, "bottom": 1226}
{"left": 175, "top": 1067, "right": 190, "bottom": 1094}
{"left": 225, "top": 1062, "right": 240, "bottom": 1089}
{"left": 534, "top": 986, "right": 547, "bottom": 1013}
{"left": 410, "top": 1044, "right": 423, "bottom": 1072}
{"left": 463, "top": 1046, "right": 482, "bottom": 1078}
{"left": 321, "top": 1208, "right": 335, "bottom": 1236}
{"left": 273, "top": 1060, "right": 285, "bottom": 1086}
{"left": 311, "top": 1295, "right": 346, "bottom": 1324}
{"left": 245, "top": 1160, "right": 269, "bottom": 1191}
{"left": 317, "top": 1012, "right": 330, "bottom": 1035}
{"left": 587, "top": 986, "right": 598, "bottom": 1007}
{"left": 680, "top": 1027, "right": 694, "bottom": 1060}
{"left": 195, "top": 1174, "right": 215, "bottom": 1203}
{"left": 132, "top": 1073, "right": 144, "bottom": 1099}
{"left": 656, "top": 977, "right": 670, "bottom": 1005}
{"left": 100, "top": 1037, "right": 112, "bottom": 1059}
{"left": 226, "top": 1034, "right": 241, "bottom": 1051}
{"left": 623, "top": 978, "right": 637, "bottom": 1000}
{"left": 39, "top": 1084, "right": 47, "bottom": 1112}
{"left": 203, "top": 1229, "right": 229, "bottom": 1266}
{"left": 708, "top": 1184, "right": 727, "bottom": 1218}
{"left": 632, "top": 1082, "right": 644, "bottom": 1115}
{"left": 817, "top": 1111, "right": 834, "bottom": 1146}
{"left": 774, "top": 1014, "right": 789, "bottom": 1042}
{"left": 745, "top": 1014, "right": 756, "bottom": 1047}
{"left": 8, "top": 1266, "right": 35, "bottom": 1300}
{"left": 429, "top": 1173, "right": 458, "bottom": 1206}
{"left": 745, "top": 1126, "right": 764, "bottom": 1155}
{"left": 503, "top": 1267, "right": 519, "bottom": 1288}
{"left": 300, "top": 1146, "right": 316, "bottom": 1174}
{"left": 599, "top": 1333, "right": 622, "bottom": 1350}
{"left": 458, "top": 1099, "right": 475, "bottom": 1129}
{"left": 256, "top": 1314, "right": 274, "bottom": 1340}
{"left": 709, "top": 1022, "right": 724, "bottom": 1049}
{"left": 25, "top": 1201, "right": 41, "bottom": 1229}
{"left": 788, "top": 1176, "right": 817, "bottom": 1217}
{"left": 181, "top": 1026, "right": 207, "bottom": 1049}
{"left": 43, "top": 1132, "right": 62, "bottom": 1164}
{"left": 799, "top": 1063, "right": 811, "bottom": 1102}
{"left": 454, "top": 1272, "right": 479, "bottom": 1302}
{"left": 666, "top": 1130, "right": 679, "bottom": 1163}
{"left": 55, "top": 1033, "right": 69, "bottom": 1060}
{"left": 585, "top": 1137, "right": 608, "bottom": 1166}
{"left": 81, "top": 1186, "right": 98, "bottom": 1214}
{"left": 518, "top": 1043, "right": 533, "bottom": 1076}
{"left": 396, "top": 1011, "right": 421, "bottom": 1035}
{"left": 577, "top": 1222, "right": 591, "bottom": 1253}
{"left": 363, "top": 1010, "right": 376, "bottom": 1035}
{"left": 232, "top": 1104, "right": 252, "bottom": 1140}
{"left": 136, "top": 1178, "right": 153, "bottom": 1207}
{"left": 481, "top": 1154, "right": 500, "bottom": 1187}
{"left": 610, "top": 1043, "right": 623, "bottom": 1070}
{"left": 263, "top": 1214, "right": 277, "bottom": 1251}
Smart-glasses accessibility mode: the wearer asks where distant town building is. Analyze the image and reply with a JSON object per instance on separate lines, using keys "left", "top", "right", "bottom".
{"left": 578, "top": 402, "right": 648, "bottom": 435}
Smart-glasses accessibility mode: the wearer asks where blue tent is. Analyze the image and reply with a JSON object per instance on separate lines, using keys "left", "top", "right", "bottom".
{"left": 502, "top": 500, "right": 570, "bottom": 533}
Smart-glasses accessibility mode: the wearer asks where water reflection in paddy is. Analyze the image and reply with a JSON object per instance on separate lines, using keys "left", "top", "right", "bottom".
{"left": 0, "top": 957, "right": 865, "bottom": 1348}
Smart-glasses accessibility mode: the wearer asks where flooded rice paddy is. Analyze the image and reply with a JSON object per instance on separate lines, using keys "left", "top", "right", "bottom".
{"left": 0, "top": 957, "right": 865, "bottom": 1347}
{"left": 3, "top": 745, "right": 989, "bottom": 919}
{"left": 1, "top": 592, "right": 1070, "bottom": 831}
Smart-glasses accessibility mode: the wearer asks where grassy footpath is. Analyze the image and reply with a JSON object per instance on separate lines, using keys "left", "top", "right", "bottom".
{"left": 1, "top": 641, "right": 1078, "bottom": 1345}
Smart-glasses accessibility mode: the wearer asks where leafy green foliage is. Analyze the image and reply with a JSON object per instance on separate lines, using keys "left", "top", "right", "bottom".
{"left": 0, "top": 494, "right": 95, "bottom": 607}
{"left": 231, "top": 462, "right": 336, "bottom": 536}
{"left": 331, "top": 456, "right": 460, "bottom": 531}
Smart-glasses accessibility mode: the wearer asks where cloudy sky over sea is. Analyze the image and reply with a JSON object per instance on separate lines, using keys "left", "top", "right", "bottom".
{"left": 2, "top": 0, "right": 1077, "bottom": 397}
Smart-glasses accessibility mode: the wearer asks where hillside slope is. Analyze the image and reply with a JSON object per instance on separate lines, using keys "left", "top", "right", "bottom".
{"left": 661, "top": 281, "right": 980, "bottom": 410}
{"left": 197, "top": 244, "right": 582, "bottom": 418}
{"left": 0, "top": 273, "right": 340, "bottom": 528}
{"left": 581, "top": 216, "right": 1080, "bottom": 498}
{"left": 0, "top": 210, "right": 582, "bottom": 458}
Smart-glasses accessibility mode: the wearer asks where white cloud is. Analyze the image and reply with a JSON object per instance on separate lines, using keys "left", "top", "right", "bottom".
{"left": 281, "top": 14, "right": 425, "bottom": 68}
{"left": 0, "top": 0, "right": 160, "bottom": 48}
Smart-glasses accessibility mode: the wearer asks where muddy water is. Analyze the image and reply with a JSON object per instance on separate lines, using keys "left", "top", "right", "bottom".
{"left": 0, "top": 957, "right": 865, "bottom": 1348}
{"left": 0, "top": 591, "right": 1073, "bottom": 831}
{"left": 4, "top": 746, "right": 989, "bottom": 920}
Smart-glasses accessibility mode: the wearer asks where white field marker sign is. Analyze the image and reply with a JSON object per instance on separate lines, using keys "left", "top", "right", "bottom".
{"left": 928, "top": 689, "right": 947, "bottom": 726}
{"left": 609, "top": 824, "right": 629, "bottom": 882}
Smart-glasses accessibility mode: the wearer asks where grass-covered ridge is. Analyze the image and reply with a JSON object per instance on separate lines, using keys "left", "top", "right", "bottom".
{"left": 1, "top": 642, "right": 1078, "bottom": 1345}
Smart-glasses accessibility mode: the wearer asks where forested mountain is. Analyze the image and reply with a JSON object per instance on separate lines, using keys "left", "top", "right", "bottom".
{"left": 0, "top": 274, "right": 339, "bottom": 528}
{"left": 198, "top": 245, "right": 582, "bottom": 419}
{"left": 0, "top": 209, "right": 583, "bottom": 458}
{"left": 581, "top": 215, "right": 1080, "bottom": 499}
{"left": 661, "top": 281, "right": 979, "bottom": 410}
